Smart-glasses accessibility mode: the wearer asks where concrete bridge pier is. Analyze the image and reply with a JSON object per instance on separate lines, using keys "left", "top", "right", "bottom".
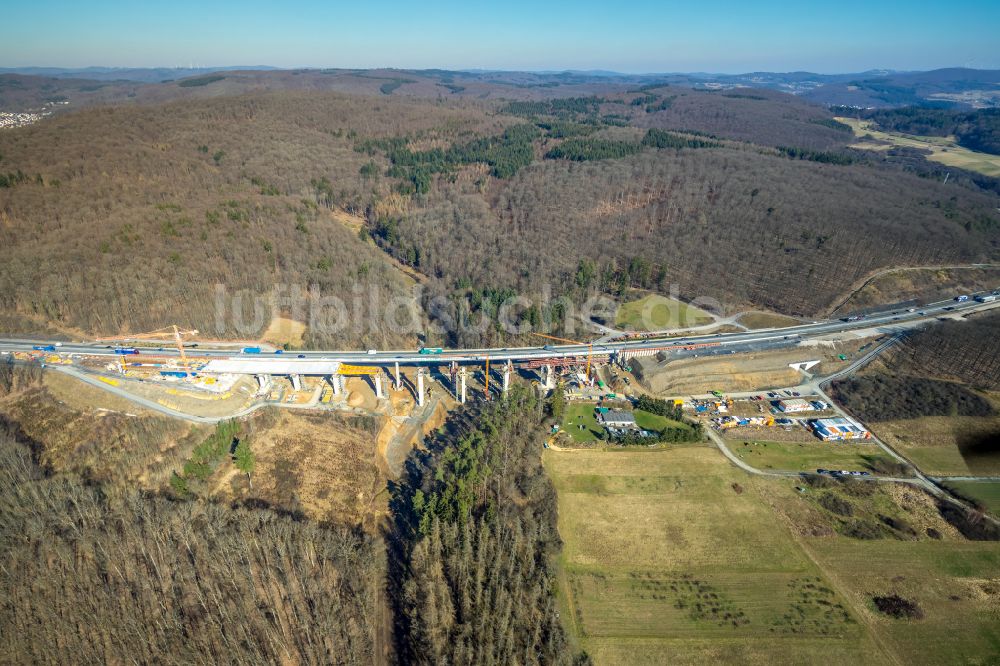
{"left": 417, "top": 368, "right": 425, "bottom": 407}
{"left": 543, "top": 364, "right": 555, "bottom": 390}
{"left": 459, "top": 368, "right": 467, "bottom": 404}
{"left": 290, "top": 374, "right": 302, "bottom": 391}
{"left": 394, "top": 361, "right": 401, "bottom": 391}
{"left": 328, "top": 374, "right": 343, "bottom": 395}
{"left": 374, "top": 372, "right": 384, "bottom": 400}
{"left": 256, "top": 374, "right": 271, "bottom": 392}
{"left": 502, "top": 360, "right": 512, "bottom": 394}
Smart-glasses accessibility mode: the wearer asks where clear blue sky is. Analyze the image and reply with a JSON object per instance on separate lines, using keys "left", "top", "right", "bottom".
{"left": 4, "top": 0, "right": 999, "bottom": 73}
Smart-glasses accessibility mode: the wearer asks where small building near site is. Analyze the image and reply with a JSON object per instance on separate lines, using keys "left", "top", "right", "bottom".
{"left": 776, "top": 398, "right": 812, "bottom": 413}
{"left": 810, "top": 417, "right": 871, "bottom": 441}
{"left": 596, "top": 408, "right": 637, "bottom": 428}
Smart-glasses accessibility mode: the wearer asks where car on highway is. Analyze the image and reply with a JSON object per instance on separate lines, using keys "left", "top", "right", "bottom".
{"left": 366, "top": 349, "right": 377, "bottom": 355}
{"left": 275, "top": 349, "right": 283, "bottom": 354}
{"left": 297, "top": 354, "right": 306, "bottom": 358}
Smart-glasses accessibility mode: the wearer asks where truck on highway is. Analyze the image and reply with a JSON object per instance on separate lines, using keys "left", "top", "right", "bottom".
{"left": 113, "top": 347, "right": 139, "bottom": 355}
{"left": 241, "top": 346, "right": 262, "bottom": 354}
{"left": 955, "top": 295, "right": 970, "bottom": 302}
{"left": 419, "top": 347, "right": 444, "bottom": 354}
{"left": 32, "top": 345, "right": 56, "bottom": 352}
{"left": 975, "top": 294, "right": 997, "bottom": 303}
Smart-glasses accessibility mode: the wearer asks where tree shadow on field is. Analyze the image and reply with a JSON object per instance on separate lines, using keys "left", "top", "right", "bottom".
{"left": 957, "top": 430, "right": 1000, "bottom": 470}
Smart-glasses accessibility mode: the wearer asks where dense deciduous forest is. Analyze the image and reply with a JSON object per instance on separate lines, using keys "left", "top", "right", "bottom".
{"left": 886, "top": 311, "right": 1000, "bottom": 390}
{"left": 0, "top": 421, "right": 381, "bottom": 664}
{"left": 831, "top": 311, "right": 1000, "bottom": 422}
{"left": 830, "top": 374, "right": 995, "bottom": 422}
{"left": 0, "top": 92, "right": 502, "bottom": 343}
{"left": 0, "top": 364, "right": 385, "bottom": 663}
{"left": 1, "top": 76, "right": 999, "bottom": 347}
{"left": 382, "top": 147, "right": 999, "bottom": 337}
{"left": 632, "top": 88, "right": 854, "bottom": 150}
{"left": 390, "top": 387, "right": 582, "bottom": 664}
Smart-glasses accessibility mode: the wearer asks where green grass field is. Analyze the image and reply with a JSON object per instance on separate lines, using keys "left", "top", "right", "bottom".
{"left": 545, "top": 447, "right": 886, "bottom": 663}
{"left": 944, "top": 481, "right": 1000, "bottom": 516}
{"left": 837, "top": 117, "right": 1000, "bottom": 178}
{"left": 634, "top": 410, "right": 691, "bottom": 433}
{"left": 736, "top": 312, "right": 803, "bottom": 330}
{"left": 802, "top": 538, "right": 1000, "bottom": 665}
{"left": 562, "top": 403, "right": 604, "bottom": 442}
{"left": 561, "top": 403, "right": 691, "bottom": 443}
{"left": 900, "top": 445, "right": 973, "bottom": 477}
{"left": 545, "top": 446, "right": 1000, "bottom": 664}
{"left": 871, "top": 415, "right": 1000, "bottom": 477}
{"left": 616, "top": 294, "right": 713, "bottom": 331}
{"left": 726, "top": 439, "right": 896, "bottom": 474}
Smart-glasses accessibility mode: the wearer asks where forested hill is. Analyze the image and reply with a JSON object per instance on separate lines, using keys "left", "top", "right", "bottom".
{"left": 1, "top": 75, "right": 999, "bottom": 345}
{"left": 0, "top": 421, "right": 381, "bottom": 664}
{"left": 4, "top": 66, "right": 997, "bottom": 114}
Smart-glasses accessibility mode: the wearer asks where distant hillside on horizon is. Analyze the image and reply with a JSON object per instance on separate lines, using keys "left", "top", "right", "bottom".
{"left": 1, "top": 65, "right": 998, "bottom": 109}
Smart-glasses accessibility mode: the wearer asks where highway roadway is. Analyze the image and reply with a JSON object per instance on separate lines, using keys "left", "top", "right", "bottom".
{"left": 0, "top": 292, "right": 996, "bottom": 367}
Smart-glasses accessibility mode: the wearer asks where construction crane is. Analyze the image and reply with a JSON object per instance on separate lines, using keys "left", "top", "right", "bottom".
{"left": 531, "top": 332, "right": 595, "bottom": 381}
{"left": 96, "top": 325, "right": 199, "bottom": 374}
